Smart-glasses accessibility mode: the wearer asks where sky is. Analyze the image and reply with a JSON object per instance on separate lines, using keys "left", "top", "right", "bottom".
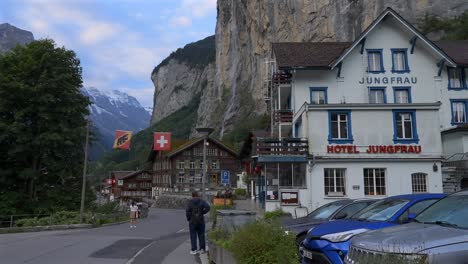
{"left": 0, "top": 0, "right": 217, "bottom": 108}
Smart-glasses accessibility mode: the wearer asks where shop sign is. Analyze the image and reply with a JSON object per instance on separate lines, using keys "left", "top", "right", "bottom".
{"left": 327, "top": 145, "right": 422, "bottom": 154}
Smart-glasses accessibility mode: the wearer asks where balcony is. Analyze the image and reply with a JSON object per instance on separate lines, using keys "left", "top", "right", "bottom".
{"left": 272, "top": 71, "right": 291, "bottom": 84}
{"left": 255, "top": 138, "right": 308, "bottom": 156}
{"left": 275, "top": 110, "right": 293, "bottom": 123}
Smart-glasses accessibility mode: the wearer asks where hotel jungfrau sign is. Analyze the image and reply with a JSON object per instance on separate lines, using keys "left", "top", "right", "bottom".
{"left": 327, "top": 145, "right": 422, "bottom": 154}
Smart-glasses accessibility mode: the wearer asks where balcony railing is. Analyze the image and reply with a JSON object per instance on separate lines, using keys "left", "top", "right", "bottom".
{"left": 255, "top": 138, "right": 308, "bottom": 156}
{"left": 275, "top": 109, "right": 293, "bottom": 123}
{"left": 272, "top": 71, "right": 292, "bottom": 84}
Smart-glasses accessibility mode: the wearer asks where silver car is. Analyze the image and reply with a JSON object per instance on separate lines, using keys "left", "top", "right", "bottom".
{"left": 346, "top": 189, "right": 468, "bottom": 264}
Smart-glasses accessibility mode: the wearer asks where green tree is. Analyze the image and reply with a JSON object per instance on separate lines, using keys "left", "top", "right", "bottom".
{"left": 0, "top": 39, "right": 91, "bottom": 214}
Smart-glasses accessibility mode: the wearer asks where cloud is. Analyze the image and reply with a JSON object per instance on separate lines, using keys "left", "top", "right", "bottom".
{"left": 170, "top": 16, "right": 192, "bottom": 27}
{"left": 182, "top": 0, "right": 216, "bottom": 18}
{"left": 80, "top": 22, "right": 122, "bottom": 45}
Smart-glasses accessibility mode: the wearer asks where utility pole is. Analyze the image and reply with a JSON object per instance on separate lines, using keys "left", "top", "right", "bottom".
{"left": 80, "top": 120, "right": 90, "bottom": 223}
{"left": 196, "top": 128, "right": 214, "bottom": 200}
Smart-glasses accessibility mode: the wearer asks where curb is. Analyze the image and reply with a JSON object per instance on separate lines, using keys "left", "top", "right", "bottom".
{"left": 101, "top": 220, "right": 129, "bottom": 227}
{"left": 0, "top": 224, "right": 93, "bottom": 234}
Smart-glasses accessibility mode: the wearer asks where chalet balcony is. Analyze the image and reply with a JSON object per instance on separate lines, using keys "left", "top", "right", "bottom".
{"left": 275, "top": 109, "right": 293, "bottom": 123}
{"left": 272, "top": 71, "right": 291, "bottom": 84}
{"left": 255, "top": 138, "right": 308, "bottom": 157}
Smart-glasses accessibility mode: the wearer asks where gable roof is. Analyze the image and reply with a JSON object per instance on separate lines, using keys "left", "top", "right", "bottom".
{"left": 122, "top": 170, "right": 152, "bottom": 180}
{"left": 331, "top": 7, "right": 456, "bottom": 68}
{"left": 111, "top": 171, "right": 136, "bottom": 180}
{"left": 272, "top": 42, "right": 352, "bottom": 70}
{"left": 166, "top": 137, "right": 238, "bottom": 158}
{"left": 147, "top": 139, "right": 188, "bottom": 162}
{"left": 435, "top": 40, "right": 468, "bottom": 66}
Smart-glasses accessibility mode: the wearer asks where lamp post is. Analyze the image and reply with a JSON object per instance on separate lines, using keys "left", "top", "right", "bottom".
{"left": 196, "top": 127, "right": 214, "bottom": 200}
{"left": 79, "top": 120, "right": 90, "bottom": 223}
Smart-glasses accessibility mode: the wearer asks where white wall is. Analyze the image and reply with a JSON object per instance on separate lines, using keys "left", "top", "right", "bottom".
{"left": 307, "top": 161, "right": 442, "bottom": 209}
{"left": 306, "top": 108, "right": 442, "bottom": 158}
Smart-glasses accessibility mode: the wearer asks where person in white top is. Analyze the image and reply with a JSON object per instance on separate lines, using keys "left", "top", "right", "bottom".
{"left": 129, "top": 202, "right": 139, "bottom": 228}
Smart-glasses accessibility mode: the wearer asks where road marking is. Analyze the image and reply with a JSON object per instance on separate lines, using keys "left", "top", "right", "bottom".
{"left": 176, "top": 228, "right": 186, "bottom": 234}
{"left": 126, "top": 240, "right": 157, "bottom": 264}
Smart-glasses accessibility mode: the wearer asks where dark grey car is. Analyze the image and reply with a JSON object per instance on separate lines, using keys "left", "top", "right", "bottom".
{"left": 281, "top": 199, "right": 377, "bottom": 245}
{"left": 346, "top": 189, "right": 468, "bottom": 264}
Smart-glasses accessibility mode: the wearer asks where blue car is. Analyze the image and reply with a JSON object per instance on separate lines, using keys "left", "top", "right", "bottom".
{"left": 301, "top": 193, "right": 446, "bottom": 264}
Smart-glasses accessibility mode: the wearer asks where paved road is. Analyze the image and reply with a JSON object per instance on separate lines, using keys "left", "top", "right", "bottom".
{"left": 0, "top": 208, "right": 202, "bottom": 264}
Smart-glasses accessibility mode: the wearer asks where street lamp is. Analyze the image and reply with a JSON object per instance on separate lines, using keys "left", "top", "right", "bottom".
{"left": 196, "top": 127, "right": 214, "bottom": 200}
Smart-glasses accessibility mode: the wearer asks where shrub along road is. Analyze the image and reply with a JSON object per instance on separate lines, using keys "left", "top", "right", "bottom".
{"left": 0, "top": 208, "right": 200, "bottom": 264}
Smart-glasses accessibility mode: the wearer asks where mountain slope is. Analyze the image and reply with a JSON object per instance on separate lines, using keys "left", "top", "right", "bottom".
{"left": 0, "top": 23, "right": 34, "bottom": 53}
{"left": 82, "top": 87, "right": 151, "bottom": 159}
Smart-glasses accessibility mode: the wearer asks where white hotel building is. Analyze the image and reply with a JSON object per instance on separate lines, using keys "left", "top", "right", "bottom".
{"left": 256, "top": 8, "right": 468, "bottom": 214}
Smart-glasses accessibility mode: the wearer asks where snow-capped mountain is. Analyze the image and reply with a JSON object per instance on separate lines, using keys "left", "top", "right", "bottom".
{"left": 82, "top": 87, "right": 151, "bottom": 159}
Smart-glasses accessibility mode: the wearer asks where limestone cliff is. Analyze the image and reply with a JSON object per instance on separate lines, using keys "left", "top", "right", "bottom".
{"left": 151, "top": 0, "right": 468, "bottom": 138}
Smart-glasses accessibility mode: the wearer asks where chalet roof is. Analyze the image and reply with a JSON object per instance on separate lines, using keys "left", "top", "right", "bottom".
{"left": 272, "top": 8, "right": 462, "bottom": 70}
{"left": 166, "top": 137, "right": 238, "bottom": 158}
{"left": 111, "top": 171, "right": 136, "bottom": 179}
{"left": 121, "top": 170, "right": 151, "bottom": 180}
{"left": 272, "top": 42, "right": 351, "bottom": 70}
{"left": 435, "top": 40, "right": 468, "bottom": 66}
{"left": 146, "top": 139, "right": 190, "bottom": 162}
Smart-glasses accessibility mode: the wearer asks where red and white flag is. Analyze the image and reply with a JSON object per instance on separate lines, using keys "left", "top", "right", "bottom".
{"left": 153, "top": 132, "right": 171, "bottom": 151}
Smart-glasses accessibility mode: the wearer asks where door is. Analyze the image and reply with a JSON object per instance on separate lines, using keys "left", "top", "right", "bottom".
{"left": 461, "top": 178, "right": 468, "bottom": 189}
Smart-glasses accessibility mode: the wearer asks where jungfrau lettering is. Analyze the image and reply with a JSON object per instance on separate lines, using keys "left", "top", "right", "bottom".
{"left": 358, "top": 77, "right": 417, "bottom": 85}
{"left": 327, "top": 145, "right": 422, "bottom": 154}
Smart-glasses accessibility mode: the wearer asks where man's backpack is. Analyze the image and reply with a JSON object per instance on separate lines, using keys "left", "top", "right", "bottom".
{"left": 190, "top": 204, "right": 204, "bottom": 225}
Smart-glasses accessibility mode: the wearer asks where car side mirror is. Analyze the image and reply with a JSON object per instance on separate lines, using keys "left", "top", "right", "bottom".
{"left": 335, "top": 212, "right": 347, "bottom": 219}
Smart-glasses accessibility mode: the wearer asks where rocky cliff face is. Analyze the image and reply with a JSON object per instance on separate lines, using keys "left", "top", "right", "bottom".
{"left": 214, "top": 0, "right": 468, "bottom": 136}
{"left": 151, "top": 0, "right": 468, "bottom": 138}
{"left": 0, "top": 23, "right": 34, "bottom": 53}
{"left": 150, "top": 36, "right": 217, "bottom": 135}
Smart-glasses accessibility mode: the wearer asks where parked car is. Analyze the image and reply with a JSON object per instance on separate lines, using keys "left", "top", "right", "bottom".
{"left": 301, "top": 193, "right": 446, "bottom": 264}
{"left": 346, "top": 189, "right": 468, "bottom": 264}
{"left": 282, "top": 199, "right": 377, "bottom": 245}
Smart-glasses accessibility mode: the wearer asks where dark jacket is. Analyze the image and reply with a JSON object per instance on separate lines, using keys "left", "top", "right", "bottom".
{"left": 186, "top": 197, "right": 210, "bottom": 224}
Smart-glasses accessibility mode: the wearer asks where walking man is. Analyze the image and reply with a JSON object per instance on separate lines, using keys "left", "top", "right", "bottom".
{"left": 186, "top": 191, "right": 210, "bottom": 255}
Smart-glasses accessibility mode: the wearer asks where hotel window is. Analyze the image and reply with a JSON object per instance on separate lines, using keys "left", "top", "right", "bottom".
{"left": 447, "top": 67, "right": 466, "bottom": 89}
{"left": 391, "top": 49, "right": 410, "bottom": 73}
{"left": 324, "top": 168, "right": 346, "bottom": 196}
{"left": 393, "top": 110, "right": 419, "bottom": 144}
{"left": 451, "top": 100, "right": 467, "bottom": 124}
{"left": 178, "top": 161, "right": 184, "bottom": 169}
{"left": 367, "top": 49, "right": 384, "bottom": 73}
{"left": 211, "top": 161, "right": 218, "bottom": 169}
{"left": 411, "top": 173, "right": 428, "bottom": 193}
{"left": 328, "top": 111, "right": 353, "bottom": 143}
{"left": 207, "top": 148, "right": 216, "bottom": 156}
{"left": 364, "top": 168, "right": 386, "bottom": 196}
{"left": 178, "top": 175, "right": 185, "bottom": 183}
{"left": 310, "top": 87, "right": 327, "bottom": 104}
{"left": 393, "top": 87, "right": 411, "bottom": 103}
{"left": 199, "top": 161, "right": 204, "bottom": 169}
{"left": 189, "top": 160, "right": 195, "bottom": 169}
{"left": 368, "top": 87, "right": 386, "bottom": 104}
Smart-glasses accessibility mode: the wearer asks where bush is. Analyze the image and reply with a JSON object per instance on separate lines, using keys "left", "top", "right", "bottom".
{"left": 234, "top": 189, "right": 247, "bottom": 196}
{"left": 229, "top": 221, "right": 298, "bottom": 264}
{"left": 264, "top": 209, "right": 287, "bottom": 221}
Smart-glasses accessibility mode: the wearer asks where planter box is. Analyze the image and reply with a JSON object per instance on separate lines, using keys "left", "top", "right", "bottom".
{"left": 215, "top": 210, "right": 256, "bottom": 232}
{"left": 213, "top": 198, "right": 233, "bottom": 206}
{"left": 208, "top": 240, "right": 237, "bottom": 264}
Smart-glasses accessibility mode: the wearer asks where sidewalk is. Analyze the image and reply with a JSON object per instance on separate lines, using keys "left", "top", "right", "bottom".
{"left": 161, "top": 238, "right": 209, "bottom": 264}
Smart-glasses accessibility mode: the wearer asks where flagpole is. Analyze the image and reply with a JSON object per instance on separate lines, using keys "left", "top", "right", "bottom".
{"left": 80, "top": 120, "right": 90, "bottom": 223}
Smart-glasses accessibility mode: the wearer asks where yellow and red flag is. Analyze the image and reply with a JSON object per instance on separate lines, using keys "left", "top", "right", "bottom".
{"left": 153, "top": 132, "right": 171, "bottom": 151}
{"left": 113, "top": 130, "right": 132, "bottom": 150}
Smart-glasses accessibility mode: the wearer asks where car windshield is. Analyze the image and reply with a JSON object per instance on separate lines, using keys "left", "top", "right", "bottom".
{"left": 415, "top": 192, "right": 468, "bottom": 229}
{"left": 307, "top": 200, "right": 350, "bottom": 220}
{"left": 353, "top": 199, "right": 409, "bottom": 221}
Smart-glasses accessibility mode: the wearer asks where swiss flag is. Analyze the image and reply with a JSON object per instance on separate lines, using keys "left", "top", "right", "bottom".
{"left": 154, "top": 132, "right": 171, "bottom": 151}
